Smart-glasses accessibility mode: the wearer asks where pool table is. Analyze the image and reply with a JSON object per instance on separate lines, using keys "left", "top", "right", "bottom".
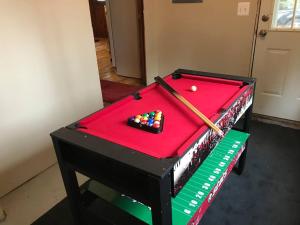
{"left": 51, "top": 69, "right": 255, "bottom": 225}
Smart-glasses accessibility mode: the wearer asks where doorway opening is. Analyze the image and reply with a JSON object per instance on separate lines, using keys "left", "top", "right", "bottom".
{"left": 88, "top": 0, "right": 146, "bottom": 103}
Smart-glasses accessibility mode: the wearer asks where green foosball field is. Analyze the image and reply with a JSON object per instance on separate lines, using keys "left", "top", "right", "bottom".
{"left": 87, "top": 130, "right": 249, "bottom": 225}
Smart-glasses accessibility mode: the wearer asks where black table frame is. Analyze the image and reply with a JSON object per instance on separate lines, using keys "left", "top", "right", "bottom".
{"left": 51, "top": 69, "right": 255, "bottom": 225}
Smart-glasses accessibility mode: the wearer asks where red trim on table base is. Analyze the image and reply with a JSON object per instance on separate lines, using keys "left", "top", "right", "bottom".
{"left": 174, "top": 85, "right": 253, "bottom": 195}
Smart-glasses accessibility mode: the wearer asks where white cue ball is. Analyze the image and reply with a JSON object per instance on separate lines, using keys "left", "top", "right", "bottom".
{"left": 190, "top": 85, "right": 197, "bottom": 92}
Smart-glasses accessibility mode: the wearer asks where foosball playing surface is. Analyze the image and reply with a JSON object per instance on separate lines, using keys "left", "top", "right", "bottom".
{"left": 88, "top": 130, "right": 249, "bottom": 225}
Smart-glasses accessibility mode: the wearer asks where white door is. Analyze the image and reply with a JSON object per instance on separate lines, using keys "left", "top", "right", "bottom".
{"left": 252, "top": 0, "right": 300, "bottom": 121}
{"left": 108, "top": 0, "right": 141, "bottom": 78}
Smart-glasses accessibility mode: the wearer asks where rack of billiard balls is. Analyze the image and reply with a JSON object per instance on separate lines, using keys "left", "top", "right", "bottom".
{"left": 127, "top": 110, "right": 164, "bottom": 134}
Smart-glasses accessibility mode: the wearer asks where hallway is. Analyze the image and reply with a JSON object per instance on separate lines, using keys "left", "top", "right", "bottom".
{"left": 95, "top": 39, "right": 142, "bottom": 86}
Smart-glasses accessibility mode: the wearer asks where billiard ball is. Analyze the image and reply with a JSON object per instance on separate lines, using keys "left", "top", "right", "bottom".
{"left": 135, "top": 115, "right": 142, "bottom": 119}
{"left": 153, "top": 122, "right": 160, "bottom": 128}
{"left": 141, "top": 117, "right": 148, "bottom": 123}
{"left": 155, "top": 116, "right": 161, "bottom": 120}
{"left": 190, "top": 85, "right": 197, "bottom": 92}
{"left": 141, "top": 120, "right": 147, "bottom": 125}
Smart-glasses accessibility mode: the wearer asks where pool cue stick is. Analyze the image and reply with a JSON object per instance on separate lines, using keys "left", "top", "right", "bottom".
{"left": 155, "top": 76, "right": 224, "bottom": 137}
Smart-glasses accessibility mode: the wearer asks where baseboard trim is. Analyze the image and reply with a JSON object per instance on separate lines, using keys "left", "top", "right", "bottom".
{"left": 252, "top": 114, "right": 300, "bottom": 130}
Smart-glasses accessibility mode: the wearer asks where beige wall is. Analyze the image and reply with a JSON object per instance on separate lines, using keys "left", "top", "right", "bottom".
{"left": 109, "top": 0, "right": 141, "bottom": 78}
{"left": 144, "top": 0, "right": 258, "bottom": 83}
{"left": 0, "top": 0, "right": 102, "bottom": 197}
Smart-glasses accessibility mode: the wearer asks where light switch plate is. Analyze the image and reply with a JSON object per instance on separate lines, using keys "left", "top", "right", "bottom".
{"left": 237, "top": 2, "right": 250, "bottom": 16}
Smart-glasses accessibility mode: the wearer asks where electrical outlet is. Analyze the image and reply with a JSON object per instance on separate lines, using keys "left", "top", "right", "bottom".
{"left": 238, "top": 2, "right": 250, "bottom": 16}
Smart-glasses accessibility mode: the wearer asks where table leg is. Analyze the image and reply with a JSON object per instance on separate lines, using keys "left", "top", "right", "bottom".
{"left": 149, "top": 173, "right": 172, "bottom": 225}
{"left": 235, "top": 143, "right": 248, "bottom": 175}
{"left": 235, "top": 104, "right": 253, "bottom": 175}
{"left": 52, "top": 139, "right": 82, "bottom": 225}
{"left": 243, "top": 104, "right": 253, "bottom": 133}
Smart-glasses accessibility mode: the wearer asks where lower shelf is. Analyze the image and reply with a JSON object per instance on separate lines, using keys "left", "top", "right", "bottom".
{"left": 87, "top": 129, "right": 249, "bottom": 225}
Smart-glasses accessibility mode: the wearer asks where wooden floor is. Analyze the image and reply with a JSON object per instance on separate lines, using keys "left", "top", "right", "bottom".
{"left": 95, "top": 39, "right": 142, "bottom": 86}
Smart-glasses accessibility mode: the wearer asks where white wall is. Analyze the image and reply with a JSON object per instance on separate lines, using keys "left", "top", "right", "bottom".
{"left": 144, "top": 0, "right": 258, "bottom": 83}
{"left": 0, "top": 0, "right": 103, "bottom": 197}
{"left": 109, "top": 0, "right": 141, "bottom": 78}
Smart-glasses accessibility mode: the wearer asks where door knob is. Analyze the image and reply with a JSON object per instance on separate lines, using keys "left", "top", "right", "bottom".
{"left": 259, "top": 29, "right": 268, "bottom": 37}
{"left": 262, "top": 15, "right": 270, "bottom": 22}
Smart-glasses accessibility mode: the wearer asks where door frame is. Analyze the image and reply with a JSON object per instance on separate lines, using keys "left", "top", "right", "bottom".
{"left": 249, "top": 0, "right": 262, "bottom": 78}
{"left": 137, "top": 0, "right": 147, "bottom": 85}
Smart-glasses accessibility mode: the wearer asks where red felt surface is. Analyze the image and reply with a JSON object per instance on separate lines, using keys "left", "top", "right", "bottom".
{"left": 79, "top": 74, "right": 246, "bottom": 158}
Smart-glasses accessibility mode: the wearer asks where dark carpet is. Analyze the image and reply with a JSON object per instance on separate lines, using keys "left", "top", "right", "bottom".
{"left": 32, "top": 121, "right": 300, "bottom": 225}
{"left": 100, "top": 80, "right": 142, "bottom": 103}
